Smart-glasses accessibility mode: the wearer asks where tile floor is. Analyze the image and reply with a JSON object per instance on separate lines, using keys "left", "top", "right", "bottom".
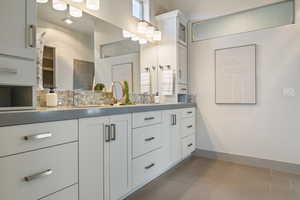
{"left": 127, "top": 156, "right": 300, "bottom": 200}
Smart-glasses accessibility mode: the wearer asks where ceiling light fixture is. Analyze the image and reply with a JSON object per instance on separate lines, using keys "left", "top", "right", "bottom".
{"left": 63, "top": 18, "right": 73, "bottom": 24}
{"left": 53, "top": 0, "right": 67, "bottom": 11}
{"left": 69, "top": 6, "right": 83, "bottom": 18}
{"left": 36, "top": 0, "right": 48, "bottom": 3}
{"left": 86, "top": 0, "right": 100, "bottom": 10}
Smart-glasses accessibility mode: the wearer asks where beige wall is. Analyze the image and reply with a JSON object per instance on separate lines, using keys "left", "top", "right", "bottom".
{"left": 189, "top": 0, "right": 300, "bottom": 164}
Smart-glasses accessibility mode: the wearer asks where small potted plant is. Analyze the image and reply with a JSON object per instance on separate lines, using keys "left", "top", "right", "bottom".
{"left": 94, "top": 83, "right": 105, "bottom": 91}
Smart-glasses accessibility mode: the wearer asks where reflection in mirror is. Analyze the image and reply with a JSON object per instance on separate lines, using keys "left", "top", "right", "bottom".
{"left": 37, "top": 2, "right": 142, "bottom": 93}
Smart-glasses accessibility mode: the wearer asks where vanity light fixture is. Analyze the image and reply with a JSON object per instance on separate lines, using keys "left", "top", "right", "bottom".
{"left": 69, "top": 6, "right": 83, "bottom": 18}
{"left": 137, "top": 21, "right": 148, "bottom": 34}
{"left": 146, "top": 26, "right": 155, "bottom": 38}
{"left": 131, "top": 35, "right": 140, "bottom": 41}
{"left": 86, "top": 0, "right": 100, "bottom": 10}
{"left": 53, "top": 0, "right": 67, "bottom": 11}
{"left": 63, "top": 18, "right": 73, "bottom": 24}
{"left": 36, "top": 0, "right": 48, "bottom": 3}
{"left": 153, "top": 30, "right": 162, "bottom": 41}
{"left": 123, "top": 30, "right": 133, "bottom": 38}
{"left": 71, "top": 0, "right": 84, "bottom": 2}
{"left": 139, "top": 38, "right": 148, "bottom": 45}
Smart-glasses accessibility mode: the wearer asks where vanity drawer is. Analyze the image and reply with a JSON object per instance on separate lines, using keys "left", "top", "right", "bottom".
{"left": 181, "top": 108, "right": 195, "bottom": 118}
{"left": 0, "top": 142, "right": 78, "bottom": 200}
{"left": 132, "top": 124, "right": 162, "bottom": 158}
{"left": 133, "top": 111, "right": 162, "bottom": 128}
{"left": 132, "top": 148, "right": 162, "bottom": 188}
{"left": 0, "top": 120, "right": 78, "bottom": 157}
{"left": 182, "top": 134, "right": 196, "bottom": 158}
{"left": 40, "top": 184, "right": 78, "bottom": 200}
{"left": 181, "top": 117, "right": 195, "bottom": 138}
{"left": 0, "top": 55, "right": 36, "bottom": 86}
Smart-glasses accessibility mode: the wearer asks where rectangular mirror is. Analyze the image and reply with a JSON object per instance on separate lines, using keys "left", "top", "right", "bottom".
{"left": 37, "top": 2, "right": 144, "bottom": 94}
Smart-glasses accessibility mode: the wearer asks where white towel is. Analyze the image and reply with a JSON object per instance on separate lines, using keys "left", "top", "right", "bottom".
{"left": 160, "top": 70, "right": 174, "bottom": 95}
{"left": 141, "top": 72, "right": 151, "bottom": 94}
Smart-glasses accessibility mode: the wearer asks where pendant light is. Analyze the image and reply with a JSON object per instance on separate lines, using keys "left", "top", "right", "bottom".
{"left": 86, "top": 0, "right": 100, "bottom": 10}
{"left": 53, "top": 0, "right": 67, "bottom": 11}
{"left": 36, "top": 0, "right": 48, "bottom": 3}
{"left": 137, "top": 21, "right": 148, "bottom": 34}
{"left": 69, "top": 6, "right": 83, "bottom": 18}
{"left": 123, "top": 30, "right": 132, "bottom": 38}
{"left": 153, "top": 30, "right": 162, "bottom": 41}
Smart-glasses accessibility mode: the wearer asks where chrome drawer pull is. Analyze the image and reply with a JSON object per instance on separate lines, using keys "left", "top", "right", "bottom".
{"left": 24, "top": 169, "right": 53, "bottom": 182}
{"left": 28, "top": 25, "right": 37, "bottom": 48}
{"left": 187, "top": 111, "right": 193, "bottom": 114}
{"left": 188, "top": 143, "right": 193, "bottom": 147}
{"left": 110, "top": 124, "right": 116, "bottom": 141}
{"left": 145, "top": 163, "right": 155, "bottom": 170}
{"left": 144, "top": 117, "right": 155, "bottom": 121}
{"left": 105, "top": 125, "right": 111, "bottom": 142}
{"left": 0, "top": 67, "right": 18, "bottom": 74}
{"left": 187, "top": 125, "right": 193, "bottom": 129}
{"left": 24, "top": 133, "right": 52, "bottom": 141}
{"left": 145, "top": 137, "right": 155, "bottom": 142}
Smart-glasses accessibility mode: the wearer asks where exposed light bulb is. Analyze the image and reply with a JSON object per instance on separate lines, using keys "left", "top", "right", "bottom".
{"left": 86, "top": 0, "right": 100, "bottom": 10}
{"left": 36, "top": 0, "right": 48, "bottom": 3}
{"left": 146, "top": 26, "right": 155, "bottom": 38}
{"left": 139, "top": 38, "right": 148, "bottom": 45}
{"left": 131, "top": 35, "right": 139, "bottom": 41}
{"left": 153, "top": 30, "right": 162, "bottom": 41}
{"left": 63, "top": 18, "right": 73, "bottom": 24}
{"left": 137, "top": 21, "right": 148, "bottom": 34}
{"left": 71, "top": 0, "right": 84, "bottom": 2}
{"left": 123, "top": 30, "right": 132, "bottom": 38}
{"left": 52, "top": 0, "right": 67, "bottom": 11}
{"left": 69, "top": 6, "right": 83, "bottom": 18}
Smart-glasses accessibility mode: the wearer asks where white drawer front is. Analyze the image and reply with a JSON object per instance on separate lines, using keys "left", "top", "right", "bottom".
{"left": 132, "top": 149, "right": 162, "bottom": 188}
{"left": 181, "top": 108, "right": 195, "bottom": 118}
{"left": 0, "top": 120, "right": 78, "bottom": 157}
{"left": 132, "top": 124, "right": 162, "bottom": 158}
{"left": 0, "top": 142, "right": 78, "bottom": 200}
{"left": 41, "top": 184, "right": 78, "bottom": 200}
{"left": 0, "top": 55, "right": 36, "bottom": 86}
{"left": 182, "top": 135, "right": 196, "bottom": 158}
{"left": 133, "top": 111, "right": 162, "bottom": 128}
{"left": 181, "top": 117, "right": 195, "bottom": 138}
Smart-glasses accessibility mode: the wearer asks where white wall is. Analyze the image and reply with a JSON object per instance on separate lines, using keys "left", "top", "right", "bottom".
{"left": 38, "top": 19, "right": 94, "bottom": 90}
{"left": 189, "top": 0, "right": 300, "bottom": 165}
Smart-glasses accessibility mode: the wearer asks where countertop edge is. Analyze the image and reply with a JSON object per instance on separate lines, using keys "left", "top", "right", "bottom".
{"left": 0, "top": 103, "right": 196, "bottom": 127}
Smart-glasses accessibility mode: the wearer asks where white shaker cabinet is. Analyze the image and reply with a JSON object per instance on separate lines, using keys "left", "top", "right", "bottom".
{"left": 79, "top": 114, "right": 131, "bottom": 200}
{"left": 105, "top": 114, "right": 132, "bottom": 200}
{"left": 0, "top": 0, "right": 36, "bottom": 60}
{"left": 162, "top": 110, "right": 182, "bottom": 167}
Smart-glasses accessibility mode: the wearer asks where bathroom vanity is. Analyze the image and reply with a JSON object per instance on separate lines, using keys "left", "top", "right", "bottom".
{"left": 0, "top": 104, "right": 196, "bottom": 200}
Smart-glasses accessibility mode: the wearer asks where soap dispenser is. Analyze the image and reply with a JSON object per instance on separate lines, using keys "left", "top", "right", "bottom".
{"left": 46, "top": 88, "right": 58, "bottom": 107}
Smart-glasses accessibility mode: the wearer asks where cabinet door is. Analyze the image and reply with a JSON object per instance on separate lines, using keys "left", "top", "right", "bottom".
{"left": 177, "top": 44, "right": 188, "bottom": 85}
{"left": 0, "top": 0, "right": 36, "bottom": 59}
{"left": 163, "top": 110, "right": 181, "bottom": 167}
{"left": 79, "top": 117, "right": 108, "bottom": 200}
{"left": 106, "top": 114, "right": 131, "bottom": 200}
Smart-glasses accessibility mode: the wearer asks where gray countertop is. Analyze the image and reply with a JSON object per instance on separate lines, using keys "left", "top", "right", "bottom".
{"left": 0, "top": 103, "right": 196, "bottom": 127}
